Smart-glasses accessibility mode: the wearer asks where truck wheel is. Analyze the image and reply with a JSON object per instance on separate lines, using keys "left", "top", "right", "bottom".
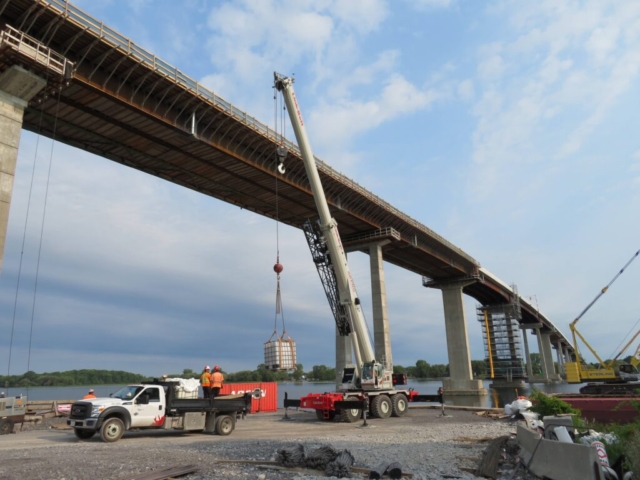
{"left": 371, "top": 395, "right": 392, "bottom": 419}
{"left": 74, "top": 428, "right": 96, "bottom": 440}
{"left": 391, "top": 394, "right": 408, "bottom": 417}
{"left": 339, "top": 408, "right": 361, "bottom": 423}
{"left": 100, "top": 417, "right": 124, "bottom": 443}
{"left": 215, "top": 415, "right": 234, "bottom": 436}
{"left": 0, "top": 419, "right": 13, "bottom": 435}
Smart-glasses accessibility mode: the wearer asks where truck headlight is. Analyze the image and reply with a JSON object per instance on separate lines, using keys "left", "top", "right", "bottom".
{"left": 91, "top": 406, "right": 105, "bottom": 417}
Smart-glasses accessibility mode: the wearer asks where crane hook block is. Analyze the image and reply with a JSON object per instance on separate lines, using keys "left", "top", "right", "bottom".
{"left": 276, "top": 145, "right": 287, "bottom": 174}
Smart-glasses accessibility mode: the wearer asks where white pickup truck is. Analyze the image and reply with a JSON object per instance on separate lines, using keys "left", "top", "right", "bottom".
{"left": 67, "top": 380, "right": 251, "bottom": 442}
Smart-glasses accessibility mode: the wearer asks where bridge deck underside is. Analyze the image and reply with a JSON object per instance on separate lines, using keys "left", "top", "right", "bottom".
{"left": 0, "top": 0, "right": 571, "bottom": 349}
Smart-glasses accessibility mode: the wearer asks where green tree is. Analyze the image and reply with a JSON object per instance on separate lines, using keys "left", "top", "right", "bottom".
{"left": 471, "top": 360, "right": 487, "bottom": 378}
{"left": 529, "top": 353, "right": 542, "bottom": 375}
{"left": 429, "top": 364, "right": 448, "bottom": 378}
{"left": 292, "top": 364, "right": 304, "bottom": 381}
{"left": 415, "top": 360, "right": 430, "bottom": 378}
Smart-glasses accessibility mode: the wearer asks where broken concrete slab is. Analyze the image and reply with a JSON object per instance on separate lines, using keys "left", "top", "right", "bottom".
{"left": 517, "top": 425, "right": 605, "bottom": 480}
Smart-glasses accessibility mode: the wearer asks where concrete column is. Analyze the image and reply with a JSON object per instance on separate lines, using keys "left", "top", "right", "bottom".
{"left": 335, "top": 326, "right": 353, "bottom": 388}
{"left": 535, "top": 328, "right": 551, "bottom": 381}
{"left": 556, "top": 341, "right": 565, "bottom": 376}
{"left": 0, "top": 66, "right": 46, "bottom": 273}
{"left": 435, "top": 280, "right": 486, "bottom": 394}
{"left": 564, "top": 346, "right": 572, "bottom": 364}
{"left": 541, "top": 333, "right": 558, "bottom": 380}
{"left": 520, "top": 325, "right": 534, "bottom": 380}
{"left": 369, "top": 243, "right": 392, "bottom": 368}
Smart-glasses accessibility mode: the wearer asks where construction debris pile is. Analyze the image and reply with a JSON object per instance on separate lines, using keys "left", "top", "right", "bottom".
{"left": 276, "top": 444, "right": 355, "bottom": 478}
{"left": 274, "top": 443, "right": 407, "bottom": 478}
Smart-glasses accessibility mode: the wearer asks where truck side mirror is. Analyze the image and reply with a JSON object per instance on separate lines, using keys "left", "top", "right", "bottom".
{"left": 137, "top": 394, "right": 150, "bottom": 405}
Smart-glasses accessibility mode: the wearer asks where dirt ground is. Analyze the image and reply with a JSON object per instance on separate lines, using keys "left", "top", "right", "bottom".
{"left": 0, "top": 406, "right": 528, "bottom": 479}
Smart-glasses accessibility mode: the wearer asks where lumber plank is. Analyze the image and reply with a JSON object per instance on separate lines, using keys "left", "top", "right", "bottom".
{"left": 475, "top": 435, "right": 509, "bottom": 479}
{"left": 121, "top": 464, "right": 198, "bottom": 480}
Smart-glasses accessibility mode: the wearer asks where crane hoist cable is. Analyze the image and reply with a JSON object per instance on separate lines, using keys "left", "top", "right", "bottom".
{"left": 263, "top": 88, "right": 296, "bottom": 371}
{"left": 25, "top": 87, "right": 63, "bottom": 399}
{"left": 571, "top": 248, "right": 640, "bottom": 328}
{"left": 6, "top": 69, "right": 54, "bottom": 388}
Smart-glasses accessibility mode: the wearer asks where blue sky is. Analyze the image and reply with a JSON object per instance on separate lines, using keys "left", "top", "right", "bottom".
{"left": 1, "top": 0, "right": 640, "bottom": 378}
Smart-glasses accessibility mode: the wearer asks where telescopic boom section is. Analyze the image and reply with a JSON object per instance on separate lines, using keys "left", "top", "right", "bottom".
{"left": 274, "top": 73, "right": 376, "bottom": 368}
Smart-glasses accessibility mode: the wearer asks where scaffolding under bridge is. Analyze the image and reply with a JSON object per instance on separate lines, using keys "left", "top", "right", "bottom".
{"left": 478, "top": 298, "right": 526, "bottom": 381}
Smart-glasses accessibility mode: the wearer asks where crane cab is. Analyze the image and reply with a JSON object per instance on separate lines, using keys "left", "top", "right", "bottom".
{"left": 360, "top": 362, "right": 393, "bottom": 390}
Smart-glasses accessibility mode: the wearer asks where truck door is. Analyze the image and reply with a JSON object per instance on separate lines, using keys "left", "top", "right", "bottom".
{"left": 130, "top": 387, "right": 165, "bottom": 427}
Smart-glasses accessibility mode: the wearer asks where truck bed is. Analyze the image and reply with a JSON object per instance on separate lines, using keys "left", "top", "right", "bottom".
{"left": 168, "top": 393, "right": 251, "bottom": 413}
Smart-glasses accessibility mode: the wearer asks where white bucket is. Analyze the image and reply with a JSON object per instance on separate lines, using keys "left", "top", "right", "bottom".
{"left": 553, "top": 426, "right": 573, "bottom": 443}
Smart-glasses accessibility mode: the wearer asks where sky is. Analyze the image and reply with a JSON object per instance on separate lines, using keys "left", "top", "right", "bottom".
{"left": 1, "top": 0, "right": 640, "bottom": 379}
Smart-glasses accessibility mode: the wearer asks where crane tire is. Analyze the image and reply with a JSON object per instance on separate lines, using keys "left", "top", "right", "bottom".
{"left": 339, "top": 408, "right": 361, "bottom": 423}
{"left": 371, "top": 395, "right": 392, "bottom": 419}
{"left": 391, "top": 394, "right": 408, "bottom": 417}
{"left": 74, "top": 428, "right": 96, "bottom": 440}
{"left": 100, "top": 417, "right": 124, "bottom": 443}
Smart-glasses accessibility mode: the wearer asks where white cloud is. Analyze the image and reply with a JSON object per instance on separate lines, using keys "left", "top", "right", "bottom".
{"left": 457, "top": 79, "right": 474, "bottom": 100}
{"left": 468, "top": 1, "right": 640, "bottom": 200}
{"left": 309, "top": 74, "right": 439, "bottom": 148}
{"left": 410, "top": 0, "right": 455, "bottom": 10}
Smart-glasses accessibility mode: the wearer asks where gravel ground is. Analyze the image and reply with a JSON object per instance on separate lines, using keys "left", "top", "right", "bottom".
{"left": 0, "top": 408, "right": 540, "bottom": 480}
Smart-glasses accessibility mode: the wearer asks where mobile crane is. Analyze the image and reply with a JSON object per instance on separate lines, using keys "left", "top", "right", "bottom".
{"left": 274, "top": 73, "right": 437, "bottom": 422}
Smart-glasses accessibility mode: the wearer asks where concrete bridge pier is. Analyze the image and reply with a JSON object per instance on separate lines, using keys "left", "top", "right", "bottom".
{"left": 336, "top": 238, "right": 394, "bottom": 386}
{"left": 429, "top": 278, "right": 486, "bottom": 395}
{"left": 369, "top": 242, "right": 392, "bottom": 368}
{"left": 335, "top": 328, "right": 353, "bottom": 388}
{"left": 0, "top": 66, "right": 46, "bottom": 273}
{"left": 556, "top": 340, "right": 566, "bottom": 377}
{"left": 541, "top": 332, "right": 561, "bottom": 381}
{"left": 520, "top": 324, "right": 535, "bottom": 380}
{"left": 531, "top": 327, "right": 561, "bottom": 383}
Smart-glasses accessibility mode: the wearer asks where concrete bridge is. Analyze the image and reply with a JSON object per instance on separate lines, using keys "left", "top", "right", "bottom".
{"left": 0, "top": 0, "right": 572, "bottom": 392}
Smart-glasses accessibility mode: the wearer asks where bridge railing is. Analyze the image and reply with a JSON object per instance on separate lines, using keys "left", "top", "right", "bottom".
{"left": 40, "top": 0, "right": 476, "bottom": 262}
{"left": 0, "top": 24, "right": 72, "bottom": 76}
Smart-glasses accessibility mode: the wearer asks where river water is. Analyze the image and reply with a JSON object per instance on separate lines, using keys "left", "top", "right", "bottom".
{"left": 7, "top": 379, "right": 582, "bottom": 408}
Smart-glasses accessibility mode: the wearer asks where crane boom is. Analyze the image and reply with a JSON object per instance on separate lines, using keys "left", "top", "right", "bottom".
{"left": 274, "top": 73, "right": 376, "bottom": 379}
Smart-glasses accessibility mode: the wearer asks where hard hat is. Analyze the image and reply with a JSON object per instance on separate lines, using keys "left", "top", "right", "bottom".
{"left": 89, "top": 389, "right": 95, "bottom": 393}
{"left": 205, "top": 365, "right": 210, "bottom": 370}
{"left": 214, "top": 365, "right": 220, "bottom": 372}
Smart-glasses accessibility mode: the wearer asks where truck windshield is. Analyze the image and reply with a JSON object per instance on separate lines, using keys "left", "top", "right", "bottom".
{"left": 111, "top": 386, "right": 143, "bottom": 400}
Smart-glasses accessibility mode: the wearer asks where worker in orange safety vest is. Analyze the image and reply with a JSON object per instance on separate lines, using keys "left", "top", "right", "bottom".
{"left": 200, "top": 366, "right": 211, "bottom": 399}
{"left": 210, "top": 365, "right": 224, "bottom": 398}
{"left": 83, "top": 388, "right": 96, "bottom": 399}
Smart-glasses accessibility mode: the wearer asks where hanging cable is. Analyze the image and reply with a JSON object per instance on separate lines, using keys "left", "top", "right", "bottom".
{"left": 25, "top": 86, "right": 62, "bottom": 396}
{"left": 6, "top": 73, "right": 51, "bottom": 391}
{"left": 272, "top": 86, "right": 285, "bottom": 335}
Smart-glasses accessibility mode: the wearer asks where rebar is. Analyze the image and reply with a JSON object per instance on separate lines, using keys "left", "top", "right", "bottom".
{"left": 276, "top": 444, "right": 306, "bottom": 467}
{"left": 305, "top": 445, "right": 339, "bottom": 470}
{"left": 325, "top": 450, "right": 354, "bottom": 478}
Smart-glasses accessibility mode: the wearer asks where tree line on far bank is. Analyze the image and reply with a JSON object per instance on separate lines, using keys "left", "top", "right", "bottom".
{"left": 1, "top": 359, "right": 485, "bottom": 388}
{"left": 3, "top": 353, "right": 630, "bottom": 388}
{"left": 0, "top": 369, "right": 149, "bottom": 388}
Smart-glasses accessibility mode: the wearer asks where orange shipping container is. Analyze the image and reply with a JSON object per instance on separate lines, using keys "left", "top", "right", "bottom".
{"left": 220, "top": 382, "right": 278, "bottom": 413}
